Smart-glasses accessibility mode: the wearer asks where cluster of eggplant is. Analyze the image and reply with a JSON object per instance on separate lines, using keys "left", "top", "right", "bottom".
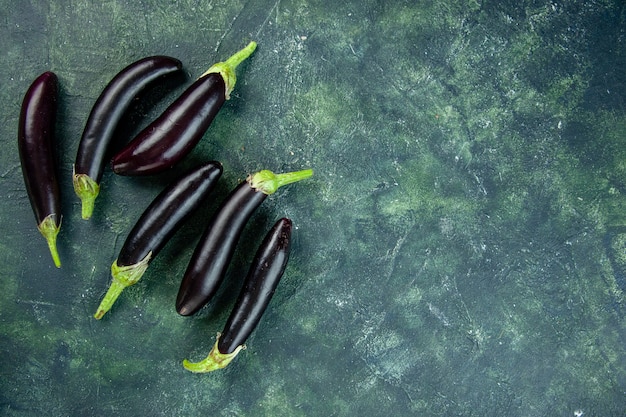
{"left": 17, "top": 41, "right": 313, "bottom": 373}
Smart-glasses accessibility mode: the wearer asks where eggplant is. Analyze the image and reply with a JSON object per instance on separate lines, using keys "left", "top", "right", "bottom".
{"left": 18, "top": 71, "right": 62, "bottom": 268}
{"left": 176, "top": 168, "right": 312, "bottom": 316}
{"left": 110, "top": 41, "right": 257, "bottom": 176}
{"left": 73, "top": 56, "right": 184, "bottom": 219}
{"left": 183, "top": 218, "right": 292, "bottom": 373}
{"left": 94, "top": 161, "right": 223, "bottom": 319}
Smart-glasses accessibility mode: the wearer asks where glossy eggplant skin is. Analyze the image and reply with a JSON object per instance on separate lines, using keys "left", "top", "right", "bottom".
{"left": 175, "top": 181, "right": 267, "bottom": 316}
{"left": 218, "top": 217, "right": 292, "bottom": 354}
{"left": 74, "top": 56, "right": 183, "bottom": 219}
{"left": 94, "top": 161, "right": 223, "bottom": 320}
{"left": 75, "top": 56, "right": 183, "bottom": 181}
{"left": 110, "top": 73, "right": 226, "bottom": 176}
{"left": 117, "top": 161, "right": 223, "bottom": 266}
{"left": 18, "top": 71, "right": 62, "bottom": 268}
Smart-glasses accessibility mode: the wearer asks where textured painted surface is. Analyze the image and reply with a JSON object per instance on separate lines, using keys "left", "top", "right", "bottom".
{"left": 0, "top": 0, "right": 625, "bottom": 416}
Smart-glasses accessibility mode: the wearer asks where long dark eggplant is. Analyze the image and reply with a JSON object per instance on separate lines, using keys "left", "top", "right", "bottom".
{"left": 175, "top": 168, "right": 312, "bottom": 316}
{"left": 18, "top": 71, "right": 62, "bottom": 268}
{"left": 74, "top": 56, "right": 184, "bottom": 219}
{"left": 94, "top": 161, "right": 223, "bottom": 319}
{"left": 183, "top": 217, "right": 292, "bottom": 373}
{"left": 111, "top": 41, "right": 257, "bottom": 176}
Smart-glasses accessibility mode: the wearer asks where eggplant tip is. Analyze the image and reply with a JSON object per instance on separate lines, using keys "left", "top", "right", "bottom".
{"left": 175, "top": 299, "right": 197, "bottom": 316}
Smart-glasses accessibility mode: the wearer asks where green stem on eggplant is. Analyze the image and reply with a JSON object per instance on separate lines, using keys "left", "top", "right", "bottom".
{"left": 201, "top": 41, "right": 257, "bottom": 99}
{"left": 94, "top": 251, "right": 152, "bottom": 319}
{"left": 38, "top": 213, "right": 61, "bottom": 268}
{"left": 183, "top": 334, "right": 244, "bottom": 373}
{"left": 73, "top": 170, "right": 100, "bottom": 219}
{"left": 248, "top": 168, "right": 314, "bottom": 195}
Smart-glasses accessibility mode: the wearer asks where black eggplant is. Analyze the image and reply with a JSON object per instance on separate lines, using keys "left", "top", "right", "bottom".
{"left": 183, "top": 217, "right": 292, "bottom": 373}
{"left": 94, "top": 161, "right": 223, "bottom": 319}
{"left": 176, "top": 168, "right": 312, "bottom": 316}
{"left": 111, "top": 41, "right": 256, "bottom": 176}
{"left": 18, "top": 71, "right": 62, "bottom": 268}
{"left": 73, "top": 56, "right": 183, "bottom": 219}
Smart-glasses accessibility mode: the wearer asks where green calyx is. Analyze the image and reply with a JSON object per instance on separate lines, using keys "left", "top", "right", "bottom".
{"left": 248, "top": 168, "right": 314, "bottom": 195}
{"left": 37, "top": 213, "right": 61, "bottom": 268}
{"left": 183, "top": 334, "right": 244, "bottom": 373}
{"left": 94, "top": 251, "right": 152, "bottom": 320}
{"left": 73, "top": 172, "right": 100, "bottom": 220}
{"left": 201, "top": 41, "right": 257, "bottom": 99}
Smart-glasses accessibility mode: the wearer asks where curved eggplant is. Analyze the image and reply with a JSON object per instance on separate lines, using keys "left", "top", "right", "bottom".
{"left": 18, "top": 71, "right": 62, "bottom": 268}
{"left": 183, "top": 218, "right": 292, "bottom": 373}
{"left": 175, "top": 168, "right": 312, "bottom": 316}
{"left": 74, "top": 56, "right": 184, "bottom": 219}
{"left": 111, "top": 41, "right": 257, "bottom": 176}
{"left": 94, "top": 161, "right": 223, "bottom": 319}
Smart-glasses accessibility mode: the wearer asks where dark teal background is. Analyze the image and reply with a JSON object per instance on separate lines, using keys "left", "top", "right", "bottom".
{"left": 1, "top": 1, "right": 625, "bottom": 416}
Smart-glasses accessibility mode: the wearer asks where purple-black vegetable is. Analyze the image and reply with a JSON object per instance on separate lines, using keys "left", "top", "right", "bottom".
{"left": 110, "top": 41, "right": 256, "bottom": 176}
{"left": 176, "top": 168, "right": 312, "bottom": 316}
{"left": 183, "top": 217, "right": 292, "bottom": 373}
{"left": 18, "top": 71, "right": 62, "bottom": 268}
{"left": 73, "top": 56, "right": 184, "bottom": 219}
{"left": 94, "top": 161, "right": 223, "bottom": 319}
